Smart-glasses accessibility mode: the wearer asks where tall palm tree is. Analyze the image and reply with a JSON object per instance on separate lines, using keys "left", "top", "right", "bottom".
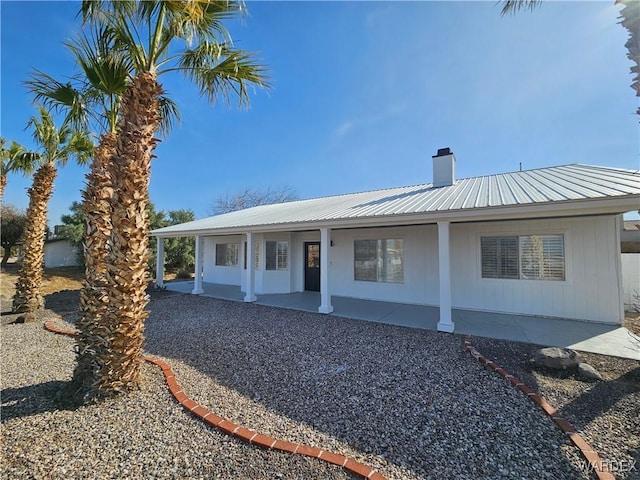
{"left": 28, "top": 31, "right": 130, "bottom": 400}
{"left": 26, "top": 27, "right": 179, "bottom": 402}
{"left": 0, "top": 138, "right": 37, "bottom": 201}
{"left": 71, "top": 0, "right": 269, "bottom": 400}
{"left": 12, "top": 106, "right": 93, "bottom": 313}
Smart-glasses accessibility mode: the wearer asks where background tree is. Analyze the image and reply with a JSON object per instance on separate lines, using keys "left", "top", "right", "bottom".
{"left": 59, "top": 201, "right": 86, "bottom": 265}
{"left": 59, "top": 201, "right": 86, "bottom": 245}
{"left": 212, "top": 186, "right": 298, "bottom": 215}
{"left": 164, "top": 209, "right": 196, "bottom": 273}
{"left": 12, "top": 106, "right": 93, "bottom": 313}
{"left": 147, "top": 206, "right": 195, "bottom": 276}
{"left": 74, "top": 0, "right": 269, "bottom": 399}
{"left": 1, "top": 205, "right": 27, "bottom": 268}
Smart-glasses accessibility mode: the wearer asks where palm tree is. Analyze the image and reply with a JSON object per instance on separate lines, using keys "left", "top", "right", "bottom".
{"left": 27, "top": 25, "right": 182, "bottom": 402}
{"left": 70, "top": 0, "right": 269, "bottom": 400}
{"left": 0, "top": 138, "right": 37, "bottom": 201}
{"left": 28, "top": 31, "right": 130, "bottom": 399}
{"left": 12, "top": 106, "right": 93, "bottom": 313}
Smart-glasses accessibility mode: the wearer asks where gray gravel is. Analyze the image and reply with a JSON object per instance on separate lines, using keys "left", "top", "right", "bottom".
{"left": 1, "top": 291, "right": 617, "bottom": 479}
{"left": 474, "top": 337, "right": 640, "bottom": 480}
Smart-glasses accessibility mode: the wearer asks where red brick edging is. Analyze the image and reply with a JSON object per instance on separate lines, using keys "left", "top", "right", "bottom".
{"left": 463, "top": 336, "right": 615, "bottom": 480}
{"left": 43, "top": 319, "right": 387, "bottom": 480}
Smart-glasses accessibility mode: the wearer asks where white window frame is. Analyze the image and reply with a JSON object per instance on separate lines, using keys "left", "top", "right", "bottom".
{"left": 265, "top": 240, "right": 288, "bottom": 271}
{"left": 215, "top": 242, "right": 239, "bottom": 267}
{"left": 354, "top": 238, "right": 404, "bottom": 284}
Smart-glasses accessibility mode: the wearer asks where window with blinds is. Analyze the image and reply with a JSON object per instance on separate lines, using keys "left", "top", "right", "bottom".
{"left": 481, "top": 234, "right": 565, "bottom": 281}
{"left": 354, "top": 239, "right": 404, "bottom": 283}
{"left": 520, "top": 235, "right": 565, "bottom": 280}
{"left": 266, "top": 241, "right": 288, "bottom": 271}
{"left": 215, "top": 243, "right": 239, "bottom": 267}
{"left": 481, "top": 237, "right": 519, "bottom": 279}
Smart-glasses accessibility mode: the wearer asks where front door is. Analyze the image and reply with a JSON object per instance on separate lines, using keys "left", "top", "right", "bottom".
{"left": 304, "top": 242, "right": 320, "bottom": 292}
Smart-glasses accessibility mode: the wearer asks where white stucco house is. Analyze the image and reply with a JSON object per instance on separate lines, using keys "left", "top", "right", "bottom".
{"left": 151, "top": 149, "right": 640, "bottom": 332}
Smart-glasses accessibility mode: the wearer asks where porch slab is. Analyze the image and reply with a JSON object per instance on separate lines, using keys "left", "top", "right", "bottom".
{"left": 163, "top": 281, "right": 639, "bottom": 360}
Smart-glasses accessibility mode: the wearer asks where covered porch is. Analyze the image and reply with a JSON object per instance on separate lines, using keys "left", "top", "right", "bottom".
{"left": 162, "top": 280, "right": 640, "bottom": 360}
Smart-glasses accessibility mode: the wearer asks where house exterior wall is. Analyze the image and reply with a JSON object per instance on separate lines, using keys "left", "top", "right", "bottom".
{"left": 258, "top": 232, "right": 292, "bottom": 294}
{"left": 203, "top": 233, "right": 293, "bottom": 294}
{"left": 199, "top": 215, "right": 623, "bottom": 324}
{"left": 44, "top": 240, "right": 80, "bottom": 268}
{"left": 450, "top": 216, "right": 622, "bottom": 324}
{"left": 203, "top": 235, "right": 243, "bottom": 286}
{"left": 326, "top": 225, "right": 439, "bottom": 304}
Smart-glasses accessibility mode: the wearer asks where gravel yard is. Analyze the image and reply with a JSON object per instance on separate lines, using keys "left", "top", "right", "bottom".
{"left": 2, "top": 290, "right": 638, "bottom": 479}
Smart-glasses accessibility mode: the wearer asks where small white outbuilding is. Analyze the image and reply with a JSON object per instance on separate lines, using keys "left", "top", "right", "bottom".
{"left": 44, "top": 239, "right": 80, "bottom": 268}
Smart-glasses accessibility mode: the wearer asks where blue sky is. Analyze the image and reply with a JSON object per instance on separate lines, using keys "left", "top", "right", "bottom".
{"left": 1, "top": 1, "right": 638, "bottom": 226}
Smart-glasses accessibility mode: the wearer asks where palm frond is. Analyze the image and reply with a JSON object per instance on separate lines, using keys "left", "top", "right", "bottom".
{"left": 24, "top": 105, "right": 93, "bottom": 168}
{"left": 66, "top": 26, "right": 132, "bottom": 132}
{"left": 24, "top": 70, "right": 89, "bottom": 131}
{"left": 65, "top": 131, "right": 95, "bottom": 166}
{"left": 1, "top": 140, "right": 39, "bottom": 176}
{"left": 157, "top": 95, "right": 181, "bottom": 137}
{"left": 177, "top": 41, "right": 270, "bottom": 108}
{"left": 499, "top": 0, "right": 542, "bottom": 16}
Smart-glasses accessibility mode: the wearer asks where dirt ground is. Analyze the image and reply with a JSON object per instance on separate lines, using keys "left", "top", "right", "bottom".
{"left": 0, "top": 264, "right": 84, "bottom": 300}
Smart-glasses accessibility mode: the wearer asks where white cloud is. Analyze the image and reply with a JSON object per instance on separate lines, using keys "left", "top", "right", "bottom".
{"left": 336, "top": 121, "right": 353, "bottom": 136}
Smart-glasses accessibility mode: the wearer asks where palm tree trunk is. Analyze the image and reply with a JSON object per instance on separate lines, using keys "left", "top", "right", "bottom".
{"left": 96, "top": 72, "right": 162, "bottom": 396}
{"left": 0, "top": 173, "right": 7, "bottom": 200}
{"left": 66, "top": 132, "right": 116, "bottom": 403}
{"left": 12, "top": 162, "right": 57, "bottom": 313}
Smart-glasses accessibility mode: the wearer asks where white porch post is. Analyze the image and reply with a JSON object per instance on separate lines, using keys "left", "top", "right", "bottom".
{"left": 437, "top": 221, "right": 454, "bottom": 332}
{"left": 244, "top": 232, "right": 257, "bottom": 302}
{"left": 192, "top": 235, "right": 204, "bottom": 294}
{"left": 155, "top": 237, "right": 165, "bottom": 288}
{"left": 318, "top": 227, "right": 333, "bottom": 314}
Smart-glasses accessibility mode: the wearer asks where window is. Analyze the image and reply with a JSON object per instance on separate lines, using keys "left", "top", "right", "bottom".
{"left": 265, "top": 241, "right": 288, "bottom": 270}
{"left": 481, "top": 237, "right": 519, "bottom": 279}
{"left": 354, "top": 239, "right": 404, "bottom": 283}
{"left": 481, "top": 234, "right": 565, "bottom": 281}
{"left": 215, "top": 243, "right": 239, "bottom": 267}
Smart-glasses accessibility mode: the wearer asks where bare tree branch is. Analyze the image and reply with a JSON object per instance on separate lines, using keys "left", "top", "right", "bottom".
{"left": 211, "top": 186, "right": 299, "bottom": 215}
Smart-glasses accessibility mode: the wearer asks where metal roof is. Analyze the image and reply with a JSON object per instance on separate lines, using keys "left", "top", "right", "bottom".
{"left": 153, "top": 164, "right": 640, "bottom": 236}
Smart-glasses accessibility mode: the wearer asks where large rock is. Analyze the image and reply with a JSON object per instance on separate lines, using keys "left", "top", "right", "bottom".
{"left": 578, "top": 362, "right": 604, "bottom": 382}
{"left": 533, "top": 347, "right": 582, "bottom": 370}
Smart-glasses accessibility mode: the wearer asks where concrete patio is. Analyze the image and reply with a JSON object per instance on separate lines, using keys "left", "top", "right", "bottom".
{"left": 163, "top": 281, "right": 640, "bottom": 361}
